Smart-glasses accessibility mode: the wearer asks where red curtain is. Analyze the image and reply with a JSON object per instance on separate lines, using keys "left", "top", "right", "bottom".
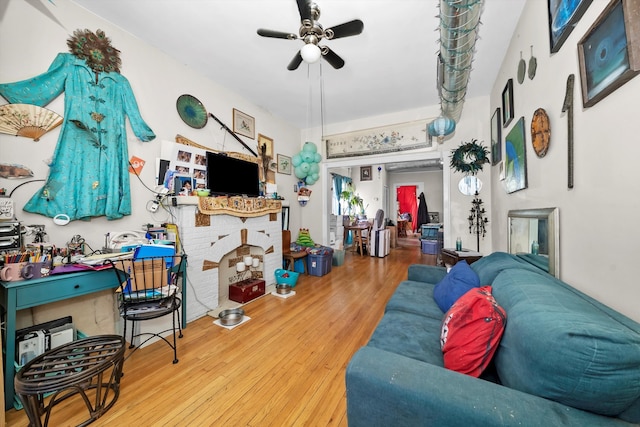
{"left": 397, "top": 186, "right": 417, "bottom": 232}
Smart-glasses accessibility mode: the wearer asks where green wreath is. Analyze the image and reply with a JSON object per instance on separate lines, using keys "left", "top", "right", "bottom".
{"left": 450, "top": 139, "right": 490, "bottom": 175}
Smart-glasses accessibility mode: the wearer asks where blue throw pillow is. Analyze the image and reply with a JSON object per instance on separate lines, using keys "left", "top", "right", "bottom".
{"left": 433, "top": 260, "right": 480, "bottom": 312}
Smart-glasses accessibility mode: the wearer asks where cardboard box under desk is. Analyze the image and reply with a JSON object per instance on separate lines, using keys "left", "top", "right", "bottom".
{"left": 117, "top": 259, "right": 168, "bottom": 292}
{"left": 229, "top": 279, "right": 265, "bottom": 303}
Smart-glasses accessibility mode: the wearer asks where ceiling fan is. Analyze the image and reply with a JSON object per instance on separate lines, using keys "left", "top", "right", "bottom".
{"left": 257, "top": 0, "right": 364, "bottom": 71}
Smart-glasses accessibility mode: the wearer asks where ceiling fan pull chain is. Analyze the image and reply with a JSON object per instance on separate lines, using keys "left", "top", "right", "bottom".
{"left": 320, "top": 62, "right": 326, "bottom": 139}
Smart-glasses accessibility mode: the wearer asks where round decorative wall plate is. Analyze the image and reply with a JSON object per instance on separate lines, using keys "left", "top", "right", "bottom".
{"left": 517, "top": 52, "right": 526, "bottom": 84}
{"left": 176, "top": 94, "right": 208, "bottom": 129}
{"left": 531, "top": 108, "right": 550, "bottom": 157}
{"left": 528, "top": 46, "right": 537, "bottom": 80}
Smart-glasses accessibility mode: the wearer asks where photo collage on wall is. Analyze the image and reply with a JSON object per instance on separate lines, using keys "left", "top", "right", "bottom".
{"left": 159, "top": 140, "right": 209, "bottom": 192}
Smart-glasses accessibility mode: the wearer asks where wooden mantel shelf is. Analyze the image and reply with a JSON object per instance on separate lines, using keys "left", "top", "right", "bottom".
{"left": 173, "top": 196, "right": 282, "bottom": 218}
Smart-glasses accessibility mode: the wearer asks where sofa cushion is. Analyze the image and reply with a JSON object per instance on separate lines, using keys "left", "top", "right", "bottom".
{"left": 470, "top": 251, "right": 543, "bottom": 285}
{"left": 433, "top": 260, "right": 480, "bottom": 312}
{"left": 367, "top": 310, "right": 444, "bottom": 366}
{"left": 386, "top": 280, "right": 445, "bottom": 320}
{"left": 492, "top": 268, "right": 640, "bottom": 418}
{"left": 440, "top": 286, "right": 506, "bottom": 377}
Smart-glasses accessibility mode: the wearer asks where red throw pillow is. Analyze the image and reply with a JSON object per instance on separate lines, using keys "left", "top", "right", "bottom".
{"left": 440, "top": 286, "right": 506, "bottom": 377}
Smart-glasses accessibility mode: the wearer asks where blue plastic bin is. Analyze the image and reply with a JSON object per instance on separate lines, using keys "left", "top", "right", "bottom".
{"left": 421, "top": 239, "right": 440, "bottom": 255}
{"left": 293, "top": 258, "right": 306, "bottom": 273}
{"left": 307, "top": 253, "right": 332, "bottom": 277}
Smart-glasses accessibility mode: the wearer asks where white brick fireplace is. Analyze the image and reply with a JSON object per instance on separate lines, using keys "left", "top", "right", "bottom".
{"left": 173, "top": 204, "right": 283, "bottom": 322}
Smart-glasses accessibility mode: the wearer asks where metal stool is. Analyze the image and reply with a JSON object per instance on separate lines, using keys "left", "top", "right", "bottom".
{"left": 15, "top": 335, "right": 125, "bottom": 427}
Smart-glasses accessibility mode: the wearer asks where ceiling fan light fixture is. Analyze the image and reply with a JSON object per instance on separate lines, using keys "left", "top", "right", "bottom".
{"left": 301, "top": 43, "right": 321, "bottom": 63}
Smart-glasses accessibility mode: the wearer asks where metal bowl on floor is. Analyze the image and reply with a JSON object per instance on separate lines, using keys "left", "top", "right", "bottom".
{"left": 276, "top": 284, "right": 292, "bottom": 295}
{"left": 219, "top": 308, "right": 245, "bottom": 326}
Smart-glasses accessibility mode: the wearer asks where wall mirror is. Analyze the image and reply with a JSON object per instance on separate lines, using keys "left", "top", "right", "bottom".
{"left": 508, "top": 207, "right": 560, "bottom": 278}
{"left": 458, "top": 176, "right": 482, "bottom": 195}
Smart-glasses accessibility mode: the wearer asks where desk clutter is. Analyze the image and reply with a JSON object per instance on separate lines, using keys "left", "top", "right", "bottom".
{"left": 0, "top": 222, "right": 182, "bottom": 281}
{"left": 1, "top": 250, "right": 53, "bottom": 281}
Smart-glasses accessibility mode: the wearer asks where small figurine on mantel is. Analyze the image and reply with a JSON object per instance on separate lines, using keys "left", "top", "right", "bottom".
{"left": 0, "top": 29, "right": 155, "bottom": 221}
{"left": 259, "top": 142, "right": 272, "bottom": 186}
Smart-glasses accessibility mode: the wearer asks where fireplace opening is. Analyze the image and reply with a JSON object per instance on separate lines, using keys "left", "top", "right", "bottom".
{"left": 218, "top": 244, "right": 264, "bottom": 303}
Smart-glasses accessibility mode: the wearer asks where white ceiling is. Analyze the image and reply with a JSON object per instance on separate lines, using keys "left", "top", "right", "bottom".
{"left": 71, "top": 0, "right": 526, "bottom": 129}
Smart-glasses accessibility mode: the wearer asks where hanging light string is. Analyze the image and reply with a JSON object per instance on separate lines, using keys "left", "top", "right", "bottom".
{"left": 320, "top": 62, "right": 326, "bottom": 141}
{"left": 306, "top": 63, "right": 313, "bottom": 140}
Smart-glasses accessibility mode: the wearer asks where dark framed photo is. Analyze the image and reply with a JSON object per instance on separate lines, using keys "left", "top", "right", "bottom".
{"left": 577, "top": 0, "right": 640, "bottom": 107}
{"left": 502, "top": 79, "right": 514, "bottom": 128}
{"left": 548, "top": 0, "right": 594, "bottom": 53}
{"left": 491, "top": 107, "right": 502, "bottom": 165}
{"left": 360, "top": 166, "right": 372, "bottom": 181}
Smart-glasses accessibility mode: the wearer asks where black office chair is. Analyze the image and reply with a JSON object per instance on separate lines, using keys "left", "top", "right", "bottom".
{"left": 108, "top": 255, "right": 186, "bottom": 364}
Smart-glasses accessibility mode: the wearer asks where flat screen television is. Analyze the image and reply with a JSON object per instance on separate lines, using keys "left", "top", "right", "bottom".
{"left": 206, "top": 152, "right": 260, "bottom": 197}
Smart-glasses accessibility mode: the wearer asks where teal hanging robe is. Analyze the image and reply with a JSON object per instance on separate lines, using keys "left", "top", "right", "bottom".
{"left": 0, "top": 53, "right": 155, "bottom": 221}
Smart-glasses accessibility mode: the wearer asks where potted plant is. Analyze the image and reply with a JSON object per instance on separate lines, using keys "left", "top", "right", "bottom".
{"left": 340, "top": 184, "right": 364, "bottom": 221}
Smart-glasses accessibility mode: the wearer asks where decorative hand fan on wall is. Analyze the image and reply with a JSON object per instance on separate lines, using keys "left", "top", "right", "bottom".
{"left": 0, "top": 104, "right": 63, "bottom": 141}
{"left": 257, "top": 0, "right": 364, "bottom": 70}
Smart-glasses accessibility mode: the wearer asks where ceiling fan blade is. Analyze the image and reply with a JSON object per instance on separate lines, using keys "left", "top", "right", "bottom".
{"left": 325, "top": 19, "right": 364, "bottom": 40}
{"left": 296, "top": 0, "right": 312, "bottom": 26}
{"left": 287, "top": 51, "right": 304, "bottom": 71}
{"left": 257, "top": 28, "right": 298, "bottom": 40}
{"left": 321, "top": 46, "right": 345, "bottom": 69}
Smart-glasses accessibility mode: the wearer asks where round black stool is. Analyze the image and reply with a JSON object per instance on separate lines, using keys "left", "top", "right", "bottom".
{"left": 14, "top": 335, "right": 125, "bottom": 427}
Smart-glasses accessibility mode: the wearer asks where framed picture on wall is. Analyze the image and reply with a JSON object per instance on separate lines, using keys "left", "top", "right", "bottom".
{"left": 502, "top": 79, "right": 514, "bottom": 128}
{"left": 232, "top": 108, "right": 255, "bottom": 139}
{"left": 577, "top": 0, "right": 640, "bottom": 107}
{"left": 360, "top": 166, "right": 372, "bottom": 181}
{"left": 277, "top": 154, "right": 291, "bottom": 174}
{"left": 491, "top": 107, "right": 502, "bottom": 165}
{"left": 504, "top": 117, "right": 528, "bottom": 194}
{"left": 548, "top": 0, "right": 594, "bottom": 53}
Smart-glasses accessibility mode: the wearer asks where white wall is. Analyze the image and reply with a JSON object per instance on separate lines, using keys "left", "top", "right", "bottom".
{"left": 490, "top": 0, "right": 640, "bottom": 322}
{"left": 0, "top": 0, "right": 302, "bottom": 330}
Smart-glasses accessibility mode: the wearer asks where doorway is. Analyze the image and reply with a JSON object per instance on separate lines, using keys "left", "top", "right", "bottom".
{"left": 397, "top": 185, "right": 417, "bottom": 233}
{"left": 322, "top": 150, "right": 451, "bottom": 248}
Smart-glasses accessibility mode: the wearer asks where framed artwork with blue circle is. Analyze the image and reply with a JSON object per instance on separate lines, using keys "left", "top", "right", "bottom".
{"left": 577, "top": 0, "right": 640, "bottom": 107}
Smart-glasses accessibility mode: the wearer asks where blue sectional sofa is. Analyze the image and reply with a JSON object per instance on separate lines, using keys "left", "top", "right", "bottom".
{"left": 346, "top": 252, "right": 640, "bottom": 426}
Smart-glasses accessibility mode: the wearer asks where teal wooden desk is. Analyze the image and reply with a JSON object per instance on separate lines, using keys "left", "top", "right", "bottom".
{"left": 1, "top": 269, "right": 121, "bottom": 409}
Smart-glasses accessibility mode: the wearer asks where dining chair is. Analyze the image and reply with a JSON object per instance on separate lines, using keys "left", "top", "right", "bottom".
{"left": 108, "top": 255, "right": 185, "bottom": 364}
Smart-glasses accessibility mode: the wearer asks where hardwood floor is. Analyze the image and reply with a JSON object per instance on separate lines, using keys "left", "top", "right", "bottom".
{"left": 6, "top": 241, "right": 431, "bottom": 426}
